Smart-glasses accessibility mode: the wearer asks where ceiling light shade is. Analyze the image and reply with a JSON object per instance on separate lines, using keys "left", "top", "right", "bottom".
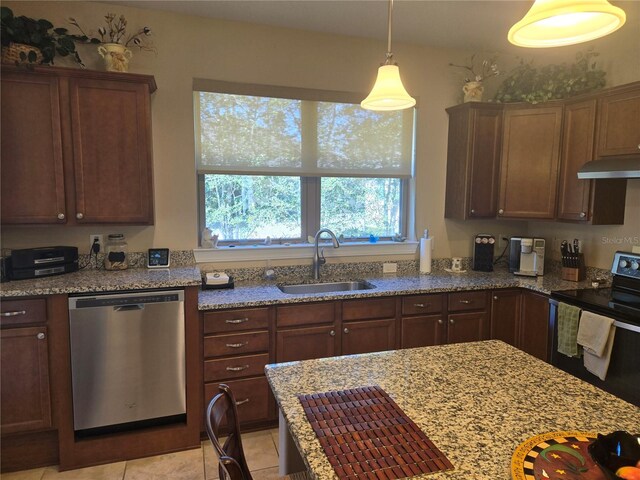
{"left": 361, "top": 65, "right": 416, "bottom": 111}
{"left": 361, "top": 0, "right": 416, "bottom": 111}
{"left": 508, "top": 0, "right": 626, "bottom": 48}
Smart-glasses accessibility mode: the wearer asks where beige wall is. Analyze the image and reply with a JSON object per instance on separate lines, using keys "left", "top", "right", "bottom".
{"left": 1, "top": 1, "right": 638, "bottom": 269}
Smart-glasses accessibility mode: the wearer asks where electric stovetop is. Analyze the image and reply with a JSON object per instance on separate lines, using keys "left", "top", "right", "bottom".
{"left": 551, "top": 287, "right": 640, "bottom": 325}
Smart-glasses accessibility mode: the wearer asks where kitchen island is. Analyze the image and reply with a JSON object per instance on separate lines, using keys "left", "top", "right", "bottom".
{"left": 265, "top": 340, "right": 640, "bottom": 479}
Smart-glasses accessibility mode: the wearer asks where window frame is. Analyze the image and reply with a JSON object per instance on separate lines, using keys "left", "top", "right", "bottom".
{"left": 197, "top": 174, "right": 409, "bottom": 246}
{"left": 194, "top": 79, "right": 415, "bottom": 247}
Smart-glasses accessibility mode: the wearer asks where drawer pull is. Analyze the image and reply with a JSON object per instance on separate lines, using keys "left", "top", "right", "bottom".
{"left": 329, "top": 330, "right": 336, "bottom": 337}
{"left": 437, "top": 319, "right": 444, "bottom": 325}
{"left": 414, "top": 303, "right": 430, "bottom": 308}
{"left": 235, "top": 398, "right": 250, "bottom": 406}
{"left": 226, "top": 365, "right": 249, "bottom": 372}
{"left": 1, "top": 310, "right": 26, "bottom": 317}
{"left": 343, "top": 328, "right": 350, "bottom": 334}
{"left": 37, "top": 332, "right": 46, "bottom": 340}
{"left": 493, "top": 296, "right": 498, "bottom": 300}
{"left": 449, "top": 319, "right": 455, "bottom": 325}
{"left": 226, "top": 342, "right": 248, "bottom": 348}
{"left": 225, "top": 318, "right": 249, "bottom": 324}
{"left": 459, "top": 300, "right": 473, "bottom": 304}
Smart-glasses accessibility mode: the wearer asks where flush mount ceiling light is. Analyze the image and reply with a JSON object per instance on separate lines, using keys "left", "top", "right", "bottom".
{"left": 361, "top": 0, "right": 416, "bottom": 111}
{"left": 508, "top": 0, "right": 626, "bottom": 48}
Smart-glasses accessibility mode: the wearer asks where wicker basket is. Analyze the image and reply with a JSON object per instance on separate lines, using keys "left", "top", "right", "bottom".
{"left": 1, "top": 43, "right": 43, "bottom": 65}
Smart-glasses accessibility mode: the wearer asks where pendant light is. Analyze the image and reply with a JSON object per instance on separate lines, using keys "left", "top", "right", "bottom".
{"left": 508, "top": 0, "right": 626, "bottom": 48}
{"left": 361, "top": 0, "right": 415, "bottom": 111}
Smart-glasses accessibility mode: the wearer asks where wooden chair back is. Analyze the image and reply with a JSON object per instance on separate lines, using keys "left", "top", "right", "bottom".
{"left": 205, "top": 384, "right": 253, "bottom": 480}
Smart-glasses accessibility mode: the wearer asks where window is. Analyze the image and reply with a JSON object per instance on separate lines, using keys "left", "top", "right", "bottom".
{"left": 195, "top": 83, "right": 414, "bottom": 245}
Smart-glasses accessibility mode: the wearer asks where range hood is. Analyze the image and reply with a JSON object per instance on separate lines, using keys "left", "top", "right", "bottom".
{"left": 577, "top": 157, "right": 640, "bottom": 179}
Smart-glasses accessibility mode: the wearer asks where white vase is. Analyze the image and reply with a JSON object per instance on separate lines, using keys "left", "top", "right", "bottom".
{"left": 463, "top": 81, "right": 484, "bottom": 102}
{"left": 97, "top": 43, "right": 132, "bottom": 72}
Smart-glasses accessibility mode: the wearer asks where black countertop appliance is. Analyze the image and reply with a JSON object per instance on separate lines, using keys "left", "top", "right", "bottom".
{"left": 7, "top": 246, "right": 79, "bottom": 280}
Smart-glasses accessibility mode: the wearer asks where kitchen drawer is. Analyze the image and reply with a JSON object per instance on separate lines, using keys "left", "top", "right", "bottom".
{"left": 204, "top": 353, "right": 270, "bottom": 382}
{"left": 0, "top": 298, "right": 46, "bottom": 327}
{"left": 203, "top": 308, "right": 269, "bottom": 334}
{"left": 448, "top": 291, "right": 488, "bottom": 312}
{"left": 402, "top": 294, "right": 445, "bottom": 316}
{"left": 204, "top": 331, "right": 269, "bottom": 358}
{"left": 277, "top": 302, "right": 335, "bottom": 328}
{"left": 342, "top": 297, "right": 396, "bottom": 321}
{"left": 204, "top": 376, "right": 272, "bottom": 424}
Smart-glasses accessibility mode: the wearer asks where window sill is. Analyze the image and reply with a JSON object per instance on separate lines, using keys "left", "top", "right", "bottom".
{"left": 193, "top": 241, "right": 418, "bottom": 263}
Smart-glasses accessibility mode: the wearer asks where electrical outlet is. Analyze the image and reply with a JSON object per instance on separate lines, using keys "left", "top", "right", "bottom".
{"left": 498, "top": 234, "right": 508, "bottom": 249}
{"left": 90, "top": 234, "right": 104, "bottom": 252}
{"left": 383, "top": 262, "right": 398, "bottom": 274}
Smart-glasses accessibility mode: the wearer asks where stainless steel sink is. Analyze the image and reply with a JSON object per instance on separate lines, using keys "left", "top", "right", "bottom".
{"left": 277, "top": 280, "right": 375, "bottom": 295}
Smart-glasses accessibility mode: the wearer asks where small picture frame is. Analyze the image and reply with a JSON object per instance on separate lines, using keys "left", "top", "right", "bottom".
{"left": 147, "top": 248, "right": 170, "bottom": 268}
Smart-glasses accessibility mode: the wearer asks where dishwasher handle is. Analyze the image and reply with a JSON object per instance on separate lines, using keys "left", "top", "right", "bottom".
{"left": 114, "top": 304, "right": 145, "bottom": 312}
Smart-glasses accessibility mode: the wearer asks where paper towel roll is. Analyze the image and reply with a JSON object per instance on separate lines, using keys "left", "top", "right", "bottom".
{"left": 419, "top": 238, "right": 432, "bottom": 274}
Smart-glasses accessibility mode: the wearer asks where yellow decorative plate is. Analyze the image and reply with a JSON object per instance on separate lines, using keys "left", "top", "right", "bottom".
{"left": 511, "top": 431, "right": 605, "bottom": 480}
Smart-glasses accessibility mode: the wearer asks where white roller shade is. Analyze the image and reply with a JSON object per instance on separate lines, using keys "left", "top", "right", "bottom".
{"left": 194, "top": 89, "right": 415, "bottom": 178}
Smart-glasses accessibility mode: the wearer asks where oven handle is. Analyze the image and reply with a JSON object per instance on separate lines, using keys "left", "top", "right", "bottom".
{"left": 549, "top": 299, "right": 640, "bottom": 333}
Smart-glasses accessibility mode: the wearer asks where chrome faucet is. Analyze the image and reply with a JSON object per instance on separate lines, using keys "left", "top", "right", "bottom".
{"left": 312, "top": 228, "right": 340, "bottom": 280}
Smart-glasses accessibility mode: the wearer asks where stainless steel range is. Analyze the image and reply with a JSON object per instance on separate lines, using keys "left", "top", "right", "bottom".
{"left": 549, "top": 251, "right": 640, "bottom": 406}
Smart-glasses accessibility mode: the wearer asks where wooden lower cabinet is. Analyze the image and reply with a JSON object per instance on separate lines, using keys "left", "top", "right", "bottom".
{"left": 276, "top": 325, "right": 337, "bottom": 363}
{"left": 520, "top": 291, "right": 551, "bottom": 361}
{"left": 446, "top": 312, "right": 487, "bottom": 344}
{"left": 490, "top": 289, "right": 522, "bottom": 347}
{"left": 204, "top": 377, "right": 272, "bottom": 425}
{"left": 342, "top": 319, "right": 396, "bottom": 355}
{"left": 0, "top": 326, "right": 52, "bottom": 434}
{"left": 489, "top": 289, "right": 550, "bottom": 362}
{"left": 401, "top": 315, "right": 445, "bottom": 348}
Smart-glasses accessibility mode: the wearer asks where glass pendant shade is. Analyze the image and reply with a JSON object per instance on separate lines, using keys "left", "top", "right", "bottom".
{"left": 508, "top": 0, "right": 626, "bottom": 47}
{"left": 361, "top": 64, "right": 416, "bottom": 111}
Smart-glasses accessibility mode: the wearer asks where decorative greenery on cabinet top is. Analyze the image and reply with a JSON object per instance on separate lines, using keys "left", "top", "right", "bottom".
{"left": 494, "top": 49, "right": 606, "bottom": 104}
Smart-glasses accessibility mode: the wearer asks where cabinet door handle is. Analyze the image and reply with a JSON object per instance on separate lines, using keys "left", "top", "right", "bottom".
{"left": 470, "top": 209, "right": 475, "bottom": 214}
{"left": 226, "top": 365, "right": 249, "bottom": 372}
{"left": 637, "top": 143, "right": 640, "bottom": 150}
{"left": 493, "top": 296, "right": 498, "bottom": 300}
{"left": 449, "top": 319, "right": 455, "bottom": 325}
{"left": 498, "top": 209, "right": 504, "bottom": 215}
{"left": 459, "top": 300, "right": 472, "bottom": 304}
{"left": 343, "top": 328, "right": 350, "bottom": 334}
{"left": 57, "top": 213, "right": 65, "bottom": 220}
{"left": 437, "top": 319, "right": 444, "bottom": 325}
{"left": 225, "top": 318, "right": 249, "bottom": 324}
{"left": 414, "top": 303, "right": 430, "bottom": 308}
{"left": 329, "top": 330, "right": 336, "bottom": 336}
{"left": 579, "top": 212, "right": 586, "bottom": 218}
{"left": 1, "top": 310, "right": 26, "bottom": 317}
{"left": 76, "top": 212, "right": 84, "bottom": 219}
{"left": 37, "top": 332, "right": 46, "bottom": 340}
{"left": 225, "top": 342, "right": 248, "bottom": 348}
{"left": 235, "top": 398, "right": 250, "bottom": 406}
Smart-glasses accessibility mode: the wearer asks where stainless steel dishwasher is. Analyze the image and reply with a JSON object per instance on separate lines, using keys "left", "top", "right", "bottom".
{"left": 68, "top": 289, "right": 185, "bottom": 434}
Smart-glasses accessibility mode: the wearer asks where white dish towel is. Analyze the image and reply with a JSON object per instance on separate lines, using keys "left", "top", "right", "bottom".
{"left": 577, "top": 310, "right": 616, "bottom": 381}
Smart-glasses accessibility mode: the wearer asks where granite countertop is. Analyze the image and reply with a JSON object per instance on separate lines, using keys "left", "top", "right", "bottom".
{"left": 198, "top": 270, "right": 600, "bottom": 310}
{"left": 265, "top": 340, "right": 640, "bottom": 480}
{"left": 0, "top": 266, "right": 202, "bottom": 297}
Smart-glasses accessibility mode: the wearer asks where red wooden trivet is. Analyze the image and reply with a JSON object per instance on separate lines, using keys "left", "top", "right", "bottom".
{"left": 298, "top": 385, "right": 453, "bottom": 480}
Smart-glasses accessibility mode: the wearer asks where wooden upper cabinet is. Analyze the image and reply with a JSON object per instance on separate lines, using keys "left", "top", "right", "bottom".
{"left": 69, "top": 78, "right": 153, "bottom": 224}
{"left": 0, "top": 65, "right": 156, "bottom": 226}
{"left": 557, "top": 99, "right": 596, "bottom": 222}
{"left": 1, "top": 71, "right": 67, "bottom": 224}
{"left": 445, "top": 103, "right": 502, "bottom": 219}
{"left": 557, "top": 99, "right": 627, "bottom": 225}
{"left": 595, "top": 82, "right": 640, "bottom": 157}
{"left": 498, "top": 105, "right": 563, "bottom": 219}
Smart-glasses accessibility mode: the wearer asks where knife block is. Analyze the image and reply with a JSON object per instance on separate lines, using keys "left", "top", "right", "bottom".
{"left": 561, "top": 254, "right": 585, "bottom": 282}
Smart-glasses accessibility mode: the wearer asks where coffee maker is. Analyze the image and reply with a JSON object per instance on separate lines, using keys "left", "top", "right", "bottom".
{"left": 509, "top": 237, "right": 545, "bottom": 276}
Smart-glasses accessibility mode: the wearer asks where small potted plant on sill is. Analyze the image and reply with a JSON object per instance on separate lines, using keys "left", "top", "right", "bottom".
{"left": 69, "top": 13, "right": 155, "bottom": 73}
{"left": 0, "top": 6, "right": 98, "bottom": 68}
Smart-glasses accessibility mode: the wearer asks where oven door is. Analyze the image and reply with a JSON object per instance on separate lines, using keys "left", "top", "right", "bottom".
{"left": 549, "top": 299, "right": 640, "bottom": 406}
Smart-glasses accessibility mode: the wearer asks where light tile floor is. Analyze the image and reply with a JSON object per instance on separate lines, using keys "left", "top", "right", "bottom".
{"left": 1, "top": 429, "right": 282, "bottom": 480}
